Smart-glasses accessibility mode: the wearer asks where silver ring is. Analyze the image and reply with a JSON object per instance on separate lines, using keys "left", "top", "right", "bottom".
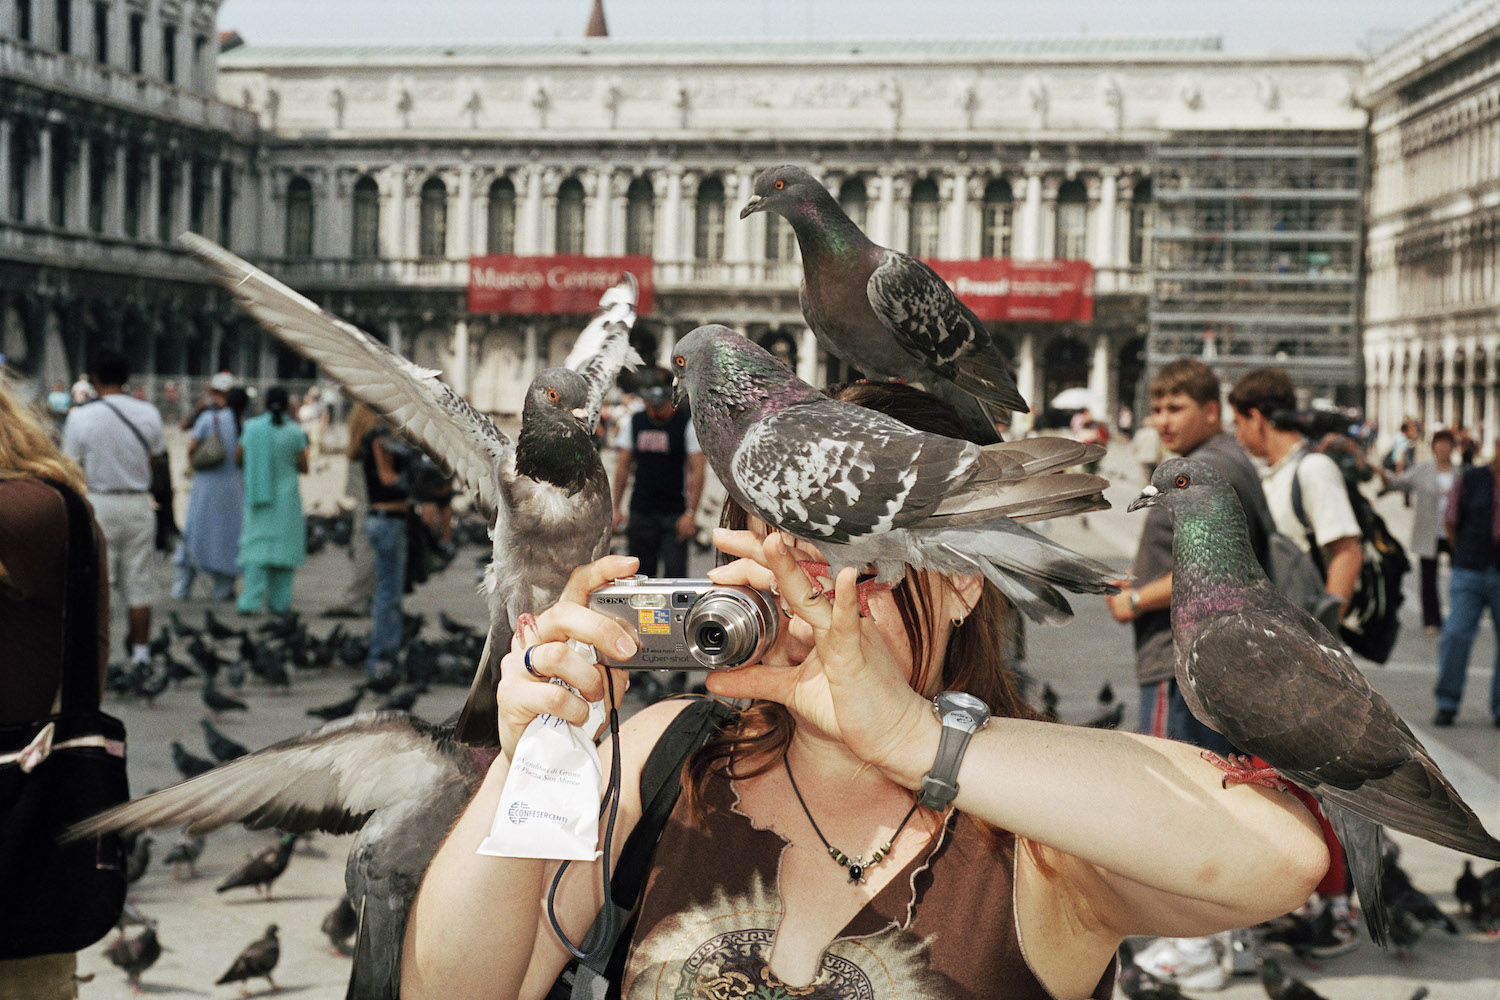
{"left": 523, "top": 645, "right": 543, "bottom": 679}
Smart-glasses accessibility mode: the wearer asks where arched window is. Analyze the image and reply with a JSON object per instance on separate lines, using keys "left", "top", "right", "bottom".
{"left": 624, "top": 176, "right": 654, "bottom": 257}
{"left": 284, "top": 175, "right": 313, "bottom": 258}
{"left": 838, "top": 177, "right": 868, "bottom": 231}
{"left": 487, "top": 177, "right": 515, "bottom": 254}
{"left": 1054, "top": 179, "right": 1088, "bottom": 259}
{"left": 694, "top": 176, "right": 725, "bottom": 261}
{"left": 980, "top": 179, "right": 1013, "bottom": 259}
{"left": 1129, "top": 178, "right": 1153, "bottom": 267}
{"left": 418, "top": 176, "right": 447, "bottom": 258}
{"left": 351, "top": 175, "right": 380, "bottom": 259}
{"left": 555, "top": 176, "right": 585, "bottom": 255}
{"left": 908, "top": 177, "right": 940, "bottom": 258}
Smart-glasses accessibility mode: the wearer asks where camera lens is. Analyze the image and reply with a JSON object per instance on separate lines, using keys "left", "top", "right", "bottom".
{"left": 696, "top": 622, "right": 727, "bottom": 653}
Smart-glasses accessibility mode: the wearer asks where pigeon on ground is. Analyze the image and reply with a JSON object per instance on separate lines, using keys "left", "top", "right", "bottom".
{"left": 204, "top": 609, "right": 242, "bottom": 643}
{"left": 1082, "top": 701, "right": 1124, "bottom": 730}
{"left": 378, "top": 682, "right": 427, "bottom": 713}
{"left": 322, "top": 894, "right": 358, "bottom": 956}
{"left": 163, "top": 831, "right": 206, "bottom": 879}
{"left": 200, "top": 718, "right": 250, "bottom": 762}
{"left": 741, "top": 164, "right": 1027, "bottom": 442}
{"left": 68, "top": 712, "right": 495, "bottom": 1000}
{"left": 1040, "top": 682, "right": 1060, "bottom": 722}
{"left": 668, "top": 325, "right": 1115, "bottom": 623}
{"left": 1477, "top": 865, "right": 1500, "bottom": 933}
{"left": 1256, "top": 954, "right": 1327, "bottom": 1000}
{"left": 217, "top": 832, "right": 299, "bottom": 898}
{"left": 1129, "top": 457, "right": 1500, "bottom": 947}
{"left": 123, "top": 832, "right": 153, "bottom": 886}
{"left": 308, "top": 685, "right": 365, "bottom": 722}
{"left": 182, "top": 234, "right": 640, "bottom": 747}
{"left": 1455, "top": 860, "right": 1483, "bottom": 922}
{"left": 438, "top": 611, "right": 476, "bottom": 636}
{"left": 1098, "top": 680, "right": 1115, "bottom": 706}
{"left": 201, "top": 680, "right": 247, "bottom": 718}
{"left": 216, "top": 924, "right": 280, "bottom": 995}
{"left": 169, "top": 610, "right": 201, "bottom": 640}
{"left": 171, "top": 740, "right": 216, "bottom": 780}
{"left": 104, "top": 923, "right": 161, "bottom": 993}
{"left": 187, "top": 636, "right": 222, "bottom": 683}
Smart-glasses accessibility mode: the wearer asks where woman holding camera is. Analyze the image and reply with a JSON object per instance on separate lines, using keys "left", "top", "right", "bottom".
{"left": 402, "top": 387, "right": 1327, "bottom": 1000}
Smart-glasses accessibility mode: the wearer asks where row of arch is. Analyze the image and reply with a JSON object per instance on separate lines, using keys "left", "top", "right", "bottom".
{"left": 281, "top": 168, "right": 1154, "bottom": 264}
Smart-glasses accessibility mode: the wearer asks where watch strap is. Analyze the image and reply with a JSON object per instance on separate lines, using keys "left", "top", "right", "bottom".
{"left": 917, "top": 723, "right": 971, "bottom": 811}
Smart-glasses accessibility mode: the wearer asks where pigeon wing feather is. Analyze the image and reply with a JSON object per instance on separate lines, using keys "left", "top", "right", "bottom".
{"left": 181, "top": 234, "right": 512, "bottom": 522}
{"left": 564, "top": 272, "right": 643, "bottom": 428}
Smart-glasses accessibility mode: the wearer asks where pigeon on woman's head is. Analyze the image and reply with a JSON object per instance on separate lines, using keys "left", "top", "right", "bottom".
{"left": 737, "top": 164, "right": 1027, "bottom": 442}
{"left": 671, "top": 324, "right": 1116, "bottom": 624}
{"left": 1129, "top": 454, "right": 1500, "bottom": 949}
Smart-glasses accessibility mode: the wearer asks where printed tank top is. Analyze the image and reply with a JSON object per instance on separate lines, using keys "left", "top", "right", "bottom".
{"left": 622, "top": 771, "right": 1116, "bottom": 1000}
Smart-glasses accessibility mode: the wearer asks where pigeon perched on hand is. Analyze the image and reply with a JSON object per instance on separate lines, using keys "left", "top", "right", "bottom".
{"left": 182, "top": 234, "right": 639, "bottom": 747}
{"left": 67, "top": 712, "right": 495, "bottom": 1000}
{"left": 1129, "top": 457, "right": 1500, "bottom": 947}
{"left": 669, "top": 325, "right": 1115, "bottom": 622}
{"left": 741, "top": 164, "right": 1027, "bottom": 441}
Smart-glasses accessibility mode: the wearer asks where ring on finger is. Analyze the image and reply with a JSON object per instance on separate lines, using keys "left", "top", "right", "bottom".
{"left": 523, "top": 644, "right": 544, "bottom": 679}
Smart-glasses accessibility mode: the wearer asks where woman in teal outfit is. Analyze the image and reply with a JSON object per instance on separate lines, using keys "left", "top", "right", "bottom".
{"left": 235, "top": 386, "right": 309, "bottom": 614}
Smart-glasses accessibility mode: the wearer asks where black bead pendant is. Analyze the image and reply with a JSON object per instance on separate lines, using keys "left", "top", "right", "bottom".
{"left": 847, "top": 863, "right": 865, "bottom": 884}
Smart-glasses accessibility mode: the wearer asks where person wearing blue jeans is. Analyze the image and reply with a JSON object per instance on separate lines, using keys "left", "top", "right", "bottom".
{"left": 357, "top": 406, "right": 411, "bottom": 679}
{"left": 1436, "top": 453, "right": 1500, "bottom": 727}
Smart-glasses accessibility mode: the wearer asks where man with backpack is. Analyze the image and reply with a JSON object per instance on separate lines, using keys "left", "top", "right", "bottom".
{"left": 1435, "top": 440, "right": 1500, "bottom": 729}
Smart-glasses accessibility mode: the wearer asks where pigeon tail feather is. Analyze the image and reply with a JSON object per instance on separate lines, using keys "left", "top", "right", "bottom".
{"left": 1309, "top": 762, "right": 1500, "bottom": 862}
{"left": 1324, "top": 804, "right": 1389, "bottom": 948}
{"left": 922, "top": 519, "right": 1119, "bottom": 624}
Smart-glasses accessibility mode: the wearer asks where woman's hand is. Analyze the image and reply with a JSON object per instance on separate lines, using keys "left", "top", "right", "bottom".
{"left": 704, "top": 530, "right": 929, "bottom": 770}
{"left": 494, "top": 554, "right": 641, "bottom": 761}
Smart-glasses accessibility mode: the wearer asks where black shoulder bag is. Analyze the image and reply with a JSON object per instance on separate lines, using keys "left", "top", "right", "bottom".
{"left": 0, "top": 481, "right": 130, "bottom": 959}
{"left": 547, "top": 697, "right": 737, "bottom": 1000}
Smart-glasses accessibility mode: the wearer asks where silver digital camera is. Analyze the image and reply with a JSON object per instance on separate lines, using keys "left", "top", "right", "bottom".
{"left": 589, "top": 576, "right": 779, "bottom": 670}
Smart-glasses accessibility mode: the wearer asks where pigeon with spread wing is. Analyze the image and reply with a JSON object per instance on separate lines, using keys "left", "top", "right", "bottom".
{"left": 181, "top": 235, "right": 640, "bottom": 745}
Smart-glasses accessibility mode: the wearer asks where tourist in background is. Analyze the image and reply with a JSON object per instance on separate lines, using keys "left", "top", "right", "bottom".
{"left": 235, "top": 386, "right": 309, "bottom": 615}
{"left": 357, "top": 404, "right": 412, "bottom": 678}
{"left": 172, "top": 372, "right": 244, "bottom": 602}
{"left": 1381, "top": 428, "right": 1457, "bottom": 632}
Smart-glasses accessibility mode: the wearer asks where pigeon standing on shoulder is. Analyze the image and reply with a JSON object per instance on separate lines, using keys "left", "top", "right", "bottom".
{"left": 1129, "top": 457, "right": 1500, "bottom": 947}
{"left": 669, "top": 325, "right": 1116, "bottom": 623}
{"left": 741, "top": 164, "right": 1027, "bottom": 441}
{"left": 182, "top": 235, "right": 640, "bottom": 747}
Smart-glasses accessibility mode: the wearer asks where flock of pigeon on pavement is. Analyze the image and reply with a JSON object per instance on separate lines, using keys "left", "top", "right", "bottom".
{"left": 69, "top": 166, "right": 1500, "bottom": 997}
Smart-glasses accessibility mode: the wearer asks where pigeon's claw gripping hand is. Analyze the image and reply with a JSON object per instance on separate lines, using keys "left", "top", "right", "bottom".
{"left": 513, "top": 612, "right": 539, "bottom": 646}
{"left": 1200, "top": 751, "right": 1288, "bottom": 792}
{"left": 796, "top": 561, "right": 832, "bottom": 600}
{"left": 795, "top": 560, "right": 889, "bottom": 617}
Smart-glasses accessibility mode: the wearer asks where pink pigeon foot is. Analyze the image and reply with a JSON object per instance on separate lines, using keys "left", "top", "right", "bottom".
{"left": 1200, "top": 751, "right": 1287, "bottom": 791}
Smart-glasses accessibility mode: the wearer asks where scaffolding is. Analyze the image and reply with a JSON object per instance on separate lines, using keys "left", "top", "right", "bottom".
{"left": 1147, "top": 130, "right": 1366, "bottom": 402}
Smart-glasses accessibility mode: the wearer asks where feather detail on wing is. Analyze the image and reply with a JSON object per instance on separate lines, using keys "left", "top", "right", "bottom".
{"left": 66, "top": 713, "right": 458, "bottom": 840}
{"left": 866, "top": 251, "right": 1028, "bottom": 414}
{"left": 181, "top": 234, "right": 511, "bottom": 521}
{"left": 564, "top": 271, "right": 643, "bottom": 428}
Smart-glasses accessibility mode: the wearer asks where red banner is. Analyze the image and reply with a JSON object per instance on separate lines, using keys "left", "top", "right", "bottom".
{"left": 923, "top": 259, "right": 1094, "bottom": 323}
{"left": 468, "top": 255, "right": 655, "bottom": 315}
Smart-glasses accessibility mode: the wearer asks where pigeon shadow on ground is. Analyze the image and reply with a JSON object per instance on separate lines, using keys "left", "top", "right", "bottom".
{"left": 238, "top": 984, "right": 313, "bottom": 999}
{"left": 1260, "top": 927, "right": 1495, "bottom": 987}
{"left": 220, "top": 893, "right": 323, "bottom": 905}
{"left": 132, "top": 982, "right": 209, "bottom": 996}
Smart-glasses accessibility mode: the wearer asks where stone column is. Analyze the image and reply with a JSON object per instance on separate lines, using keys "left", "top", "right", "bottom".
{"left": 1039, "top": 176, "right": 1061, "bottom": 260}
{"left": 142, "top": 149, "right": 161, "bottom": 242}
{"left": 105, "top": 140, "right": 126, "bottom": 238}
{"left": 70, "top": 135, "right": 91, "bottom": 231}
{"left": 1016, "top": 330, "right": 1037, "bottom": 409}
{"left": 31, "top": 125, "right": 52, "bottom": 225}
{"left": 521, "top": 164, "right": 545, "bottom": 254}
{"left": 452, "top": 317, "right": 470, "bottom": 397}
{"left": 1089, "top": 329, "right": 1112, "bottom": 419}
{"left": 1018, "top": 170, "right": 1042, "bottom": 261}
{"left": 889, "top": 174, "right": 912, "bottom": 253}
{"left": 312, "top": 169, "right": 339, "bottom": 258}
{"left": 796, "top": 326, "right": 819, "bottom": 385}
{"left": 172, "top": 157, "right": 191, "bottom": 239}
{"left": 387, "top": 318, "right": 404, "bottom": 358}
{"left": 450, "top": 166, "right": 472, "bottom": 258}
{"left": 872, "top": 168, "right": 895, "bottom": 247}
{"left": 658, "top": 165, "right": 683, "bottom": 269}
{"left": 584, "top": 166, "right": 610, "bottom": 256}
{"left": 730, "top": 164, "right": 755, "bottom": 280}
{"left": 539, "top": 168, "right": 560, "bottom": 253}
{"left": 1091, "top": 169, "right": 1119, "bottom": 273}
{"left": 203, "top": 159, "right": 222, "bottom": 241}
{"left": 377, "top": 167, "right": 401, "bottom": 260}
{"left": 523, "top": 323, "right": 539, "bottom": 383}
{"left": 0, "top": 118, "right": 11, "bottom": 220}
{"left": 943, "top": 167, "right": 969, "bottom": 259}
{"left": 472, "top": 172, "right": 491, "bottom": 253}
{"left": 609, "top": 171, "right": 631, "bottom": 256}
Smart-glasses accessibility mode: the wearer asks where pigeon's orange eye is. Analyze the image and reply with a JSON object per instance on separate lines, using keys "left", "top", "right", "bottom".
{"left": 673, "top": 355, "right": 685, "bottom": 368}
{"left": 1174, "top": 475, "right": 1189, "bottom": 488}
{"left": 546, "top": 388, "right": 559, "bottom": 402}
{"left": 774, "top": 179, "right": 784, "bottom": 190}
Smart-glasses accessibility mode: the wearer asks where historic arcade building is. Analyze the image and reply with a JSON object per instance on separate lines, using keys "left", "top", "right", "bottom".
{"left": 215, "top": 35, "right": 1364, "bottom": 419}
{"left": 1362, "top": 0, "right": 1500, "bottom": 449}
{"left": 0, "top": 0, "right": 260, "bottom": 393}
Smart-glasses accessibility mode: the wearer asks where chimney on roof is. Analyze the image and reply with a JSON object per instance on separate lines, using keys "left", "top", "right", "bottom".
{"left": 584, "top": 0, "right": 608, "bottom": 38}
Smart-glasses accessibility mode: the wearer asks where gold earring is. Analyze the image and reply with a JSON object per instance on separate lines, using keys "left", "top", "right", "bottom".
{"left": 951, "top": 615, "right": 966, "bottom": 628}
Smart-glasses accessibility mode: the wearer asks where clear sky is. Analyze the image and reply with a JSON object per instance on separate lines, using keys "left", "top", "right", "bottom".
{"left": 218, "top": 0, "right": 1434, "bottom": 55}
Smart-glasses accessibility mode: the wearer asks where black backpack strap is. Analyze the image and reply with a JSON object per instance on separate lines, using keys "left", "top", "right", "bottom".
{"left": 561, "top": 697, "right": 736, "bottom": 999}
{"left": 50, "top": 481, "right": 103, "bottom": 716}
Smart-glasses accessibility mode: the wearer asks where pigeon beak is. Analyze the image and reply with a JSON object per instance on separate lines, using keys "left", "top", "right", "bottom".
{"left": 570, "top": 407, "right": 589, "bottom": 422}
{"left": 1126, "top": 484, "right": 1159, "bottom": 513}
{"left": 671, "top": 378, "right": 686, "bottom": 409}
{"left": 739, "top": 195, "right": 765, "bottom": 220}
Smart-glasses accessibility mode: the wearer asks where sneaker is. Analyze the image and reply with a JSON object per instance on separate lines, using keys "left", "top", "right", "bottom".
{"left": 1306, "top": 911, "right": 1359, "bottom": 958}
{"left": 1433, "top": 708, "right": 1457, "bottom": 727}
{"left": 1133, "top": 936, "right": 1229, "bottom": 991}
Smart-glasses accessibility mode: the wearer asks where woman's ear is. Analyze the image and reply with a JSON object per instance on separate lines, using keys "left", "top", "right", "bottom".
{"left": 942, "top": 574, "right": 984, "bottom": 622}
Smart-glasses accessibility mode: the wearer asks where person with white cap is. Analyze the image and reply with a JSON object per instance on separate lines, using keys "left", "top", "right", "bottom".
{"left": 172, "top": 372, "right": 244, "bottom": 602}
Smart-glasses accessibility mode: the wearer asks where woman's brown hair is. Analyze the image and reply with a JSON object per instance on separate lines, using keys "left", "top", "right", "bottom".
{"left": 682, "top": 381, "right": 1044, "bottom": 827}
{"left": 0, "top": 373, "right": 87, "bottom": 495}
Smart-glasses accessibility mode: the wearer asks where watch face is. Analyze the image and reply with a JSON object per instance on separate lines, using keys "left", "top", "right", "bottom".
{"left": 936, "top": 691, "right": 990, "bottom": 733}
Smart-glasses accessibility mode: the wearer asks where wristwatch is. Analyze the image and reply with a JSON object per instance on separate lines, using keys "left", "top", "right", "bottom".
{"left": 1127, "top": 589, "right": 1141, "bottom": 614}
{"left": 917, "top": 691, "right": 991, "bottom": 811}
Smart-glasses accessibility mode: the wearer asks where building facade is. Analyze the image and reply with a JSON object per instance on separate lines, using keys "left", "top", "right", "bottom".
{"left": 1362, "top": 0, "right": 1500, "bottom": 447}
{"left": 216, "top": 36, "right": 1364, "bottom": 419}
{"left": 0, "top": 0, "right": 263, "bottom": 397}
